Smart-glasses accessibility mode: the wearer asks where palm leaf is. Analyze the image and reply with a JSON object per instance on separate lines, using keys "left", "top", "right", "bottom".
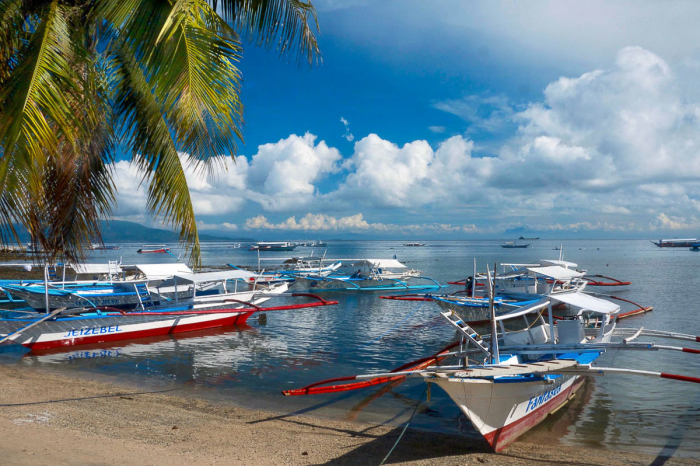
{"left": 112, "top": 42, "right": 201, "bottom": 266}
{"left": 216, "top": 0, "right": 321, "bottom": 65}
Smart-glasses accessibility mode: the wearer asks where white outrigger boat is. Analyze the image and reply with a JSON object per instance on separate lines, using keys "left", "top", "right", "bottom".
{"left": 292, "top": 258, "right": 443, "bottom": 292}
{"left": 285, "top": 268, "right": 700, "bottom": 452}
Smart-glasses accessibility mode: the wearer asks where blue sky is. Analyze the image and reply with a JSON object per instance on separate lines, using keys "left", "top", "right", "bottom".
{"left": 113, "top": 0, "right": 700, "bottom": 239}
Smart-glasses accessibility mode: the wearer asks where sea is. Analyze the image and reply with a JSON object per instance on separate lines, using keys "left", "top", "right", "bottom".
{"left": 2, "top": 239, "right": 699, "bottom": 458}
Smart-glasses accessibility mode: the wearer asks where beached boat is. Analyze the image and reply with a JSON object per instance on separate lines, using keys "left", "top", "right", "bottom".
{"left": 501, "top": 242, "right": 530, "bottom": 249}
{"left": 293, "top": 259, "right": 443, "bottom": 292}
{"left": 249, "top": 242, "right": 298, "bottom": 252}
{"left": 284, "top": 274, "right": 700, "bottom": 452}
{"left": 651, "top": 238, "right": 699, "bottom": 248}
{"left": 0, "top": 293, "right": 337, "bottom": 351}
{"left": 137, "top": 244, "right": 171, "bottom": 254}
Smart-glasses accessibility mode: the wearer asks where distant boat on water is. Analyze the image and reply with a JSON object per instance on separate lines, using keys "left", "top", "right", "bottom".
{"left": 501, "top": 242, "right": 530, "bottom": 249}
{"left": 518, "top": 236, "right": 539, "bottom": 240}
{"left": 89, "top": 243, "right": 121, "bottom": 251}
{"left": 403, "top": 242, "right": 426, "bottom": 247}
{"left": 137, "top": 244, "right": 171, "bottom": 254}
{"left": 651, "top": 238, "right": 698, "bottom": 248}
{"left": 249, "top": 242, "right": 297, "bottom": 252}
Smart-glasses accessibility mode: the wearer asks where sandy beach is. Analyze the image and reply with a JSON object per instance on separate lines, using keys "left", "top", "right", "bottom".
{"left": 0, "top": 365, "right": 697, "bottom": 466}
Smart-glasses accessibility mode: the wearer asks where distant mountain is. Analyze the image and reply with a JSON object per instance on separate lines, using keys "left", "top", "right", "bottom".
{"left": 99, "top": 221, "right": 251, "bottom": 242}
{"left": 10, "top": 220, "right": 252, "bottom": 243}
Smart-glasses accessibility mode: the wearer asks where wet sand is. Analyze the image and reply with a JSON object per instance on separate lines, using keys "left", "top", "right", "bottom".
{"left": 0, "top": 365, "right": 698, "bottom": 466}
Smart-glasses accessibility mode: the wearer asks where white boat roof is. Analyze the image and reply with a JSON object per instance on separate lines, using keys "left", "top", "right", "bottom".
{"left": 539, "top": 259, "right": 578, "bottom": 269}
{"left": 71, "top": 263, "right": 122, "bottom": 274}
{"left": 357, "top": 259, "right": 406, "bottom": 269}
{"left": 526, "top": 266, "right": 584, "bottom": 280}
{"left": 171, "top": 270, "right": 259, "bottom": 283}
{"left": 135, "top": 263, "right": 192, "bottom": 279}
{"left": 550, "top": 291, "right": 620, "bottom": 314}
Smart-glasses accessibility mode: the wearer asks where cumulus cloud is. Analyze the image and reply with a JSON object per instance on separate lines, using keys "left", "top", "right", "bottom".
{"left": 651, "top": 213, "right": 700, "bottom": 231}
{"left": 333, "top": 134, "right": 486, "bottom": 208}
{"left": 113, "top": 133, "right": 341, "bottom": 219}
{"left": 245, "top": 213, "right": 383, "bottom": 231}
{"left": 244, "top": 213, "right": 486, "bottom": 234}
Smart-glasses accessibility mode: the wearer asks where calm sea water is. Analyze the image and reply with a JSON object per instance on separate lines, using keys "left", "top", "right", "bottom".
{"left": 3, "top": 240, "right": 700, "bottom": 458}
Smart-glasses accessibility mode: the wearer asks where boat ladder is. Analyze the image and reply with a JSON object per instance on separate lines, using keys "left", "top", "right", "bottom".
{"left": 134, "top": 283, "right": 153, "bottom": 310}
{"left": 440, "top": 310, "right": 491, "bottom": 357}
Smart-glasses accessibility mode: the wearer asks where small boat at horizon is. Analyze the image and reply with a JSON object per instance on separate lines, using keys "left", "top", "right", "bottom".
{"left": 518, "top": 236, "right": 539, "bottom": 240}
{"left": 501, "top": 242, "right": 530, "bottom": 249}
{"left": 249, "top": 241, "right": 297, "bottom": 252}
{"left": 403, "top": 242, "right": 426, "bottom": 247}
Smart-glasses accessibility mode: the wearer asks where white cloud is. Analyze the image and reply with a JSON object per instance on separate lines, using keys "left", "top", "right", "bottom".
{"left": 340, "top": 117, "right": 354, "bottom": 142}
{"left": 243, "top": 213, "right": 488, "bottom": 234}
{"left": 245, "top": 213, "right": 384, "bottom": 231}
{"left": 244, "top": 133, "right": 342, "bottom": 210}
{"left": 651, "top": 213, "right": 700, "bottom": 231}
{"left": 333, "top": 133, "right": 486, "bottom": 207}
{"left": 197, "top": 221, "right": 238, "bottom": 231}
{"left": 428, "top": 125, "right": 446, "bottom": 133}
{"left": 434, "top": 94, "right": 515, "bottom": 133}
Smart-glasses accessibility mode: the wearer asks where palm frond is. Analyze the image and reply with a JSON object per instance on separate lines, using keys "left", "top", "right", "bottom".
{"left": 112, "top": 43, "right": 201, "bottom": 266}
{"left": 150, "top": 0, "right": 244, "bottom": 166}
{"left": 0, "top": 0, "right": 79, "bottom": 176}
{"left": 217, "top": 0, "right": 321, "bottom": 65}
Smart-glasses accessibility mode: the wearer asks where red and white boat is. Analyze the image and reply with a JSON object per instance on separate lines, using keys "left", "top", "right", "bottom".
{"left": 137, "top": 244, "right": 171, "bottom": 254}
{"left": 0, "top": 293, "right": 336, "bottom": 351}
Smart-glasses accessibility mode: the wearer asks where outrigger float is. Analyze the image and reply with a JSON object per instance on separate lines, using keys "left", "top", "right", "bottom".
{"left": 284, "top": 267, "right": 698, "bottom": 452}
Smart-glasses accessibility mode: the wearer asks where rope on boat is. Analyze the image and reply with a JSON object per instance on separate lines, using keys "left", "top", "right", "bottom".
{"left": 378, "top": 384, "right": 428, "bottom": 466}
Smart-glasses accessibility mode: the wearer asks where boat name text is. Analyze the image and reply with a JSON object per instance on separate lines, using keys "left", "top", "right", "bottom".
{"left": 63, "top": 325, "right": 122, "bottom": 338}
{"left": 525, "top": 385, "right": 562, "bottom": 412}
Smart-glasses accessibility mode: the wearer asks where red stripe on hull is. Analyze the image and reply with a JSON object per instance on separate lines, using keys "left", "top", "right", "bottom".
{"left": 484, "top": 377, "right": 585, "bottom": 452}
{"left": 25, "top": 311, "right": 254, "bottom": 350}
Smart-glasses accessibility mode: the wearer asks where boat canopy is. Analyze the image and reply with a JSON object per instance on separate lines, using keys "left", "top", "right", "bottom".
{"left": 71, "top": 263, "right": 122, "bottom": 274}
{"left": 135, "top": 263, "right": 192, "bottom": 280}
{"left": 539, "top": 259, "right": 578, "bottom": 269}
{"left": 550, "top": 291, "right": 620, "bottom": 314}
{"left": 356, "top": 259, "right": 406, "bottom": 269}
{"left": 170, "top": 270, "right": 259, "bottom": 283}
{"left": 526, "top": 266, "right": 584, "bottom": 281}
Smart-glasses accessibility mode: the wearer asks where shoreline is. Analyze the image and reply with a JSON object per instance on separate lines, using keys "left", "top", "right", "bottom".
{"left": 0, "top": 364, "right": 698, "bottom": 465}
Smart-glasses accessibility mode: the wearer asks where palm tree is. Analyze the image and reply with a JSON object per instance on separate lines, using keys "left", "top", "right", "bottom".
{"left": 0, "top": 0, "right": 320, "bottom": 265}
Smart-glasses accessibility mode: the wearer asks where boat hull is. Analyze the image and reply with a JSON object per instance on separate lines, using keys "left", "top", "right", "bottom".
{"left": 430, "top": 373, "right": 584, "bottom": 452}
{"left": 0, "top": 309, "right": 254, "bottom": 350}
